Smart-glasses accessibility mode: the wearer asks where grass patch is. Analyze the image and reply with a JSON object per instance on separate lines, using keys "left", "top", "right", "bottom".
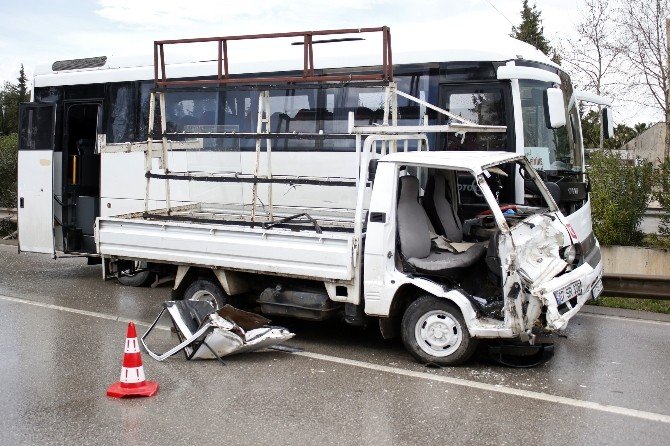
{"left": 588, "top": 296, "right": 670, "bottom": 314}
{"left": 642, "top": 233, "right": 670, "bottom": 250}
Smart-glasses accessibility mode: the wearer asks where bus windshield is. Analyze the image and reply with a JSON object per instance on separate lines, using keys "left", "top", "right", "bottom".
{"left": 520, "top": 77, "right": 583, "bottom": 174}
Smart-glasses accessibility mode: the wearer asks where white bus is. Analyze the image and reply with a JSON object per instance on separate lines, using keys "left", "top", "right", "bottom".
{"left": 18, "top": 31, "right": 602, "bottom": 283}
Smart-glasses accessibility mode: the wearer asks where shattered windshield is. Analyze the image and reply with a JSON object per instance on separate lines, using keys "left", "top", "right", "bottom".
{"left": 520, "top": 77, "right": 583, "bottom": 174}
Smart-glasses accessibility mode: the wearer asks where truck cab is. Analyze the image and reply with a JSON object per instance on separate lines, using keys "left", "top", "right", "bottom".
{"left": 364, "top": 151, "right": 603, "bottom": 365}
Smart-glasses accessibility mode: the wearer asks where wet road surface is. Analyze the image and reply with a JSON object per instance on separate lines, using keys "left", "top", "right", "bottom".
{"left": 1, "top": 243, "right": 669, "bottom": 445}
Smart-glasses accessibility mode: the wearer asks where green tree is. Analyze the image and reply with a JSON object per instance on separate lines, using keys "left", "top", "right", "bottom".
{"left": 0, "top": 65, "right": 30, "bottom": 136}
{"left": 511, "top": 0, "right": 553, "bottom": 56}
{"left": 580, "top": 109, "right": 649, "bottom": 149}
{"left": 655, "top": 157, "right": 670, "bottom": 236}
{"left": 0, "top": 134, "right": 18, "bottom": 207}
{"left": 589, "top": 150, "right": 653, "bottom": 245}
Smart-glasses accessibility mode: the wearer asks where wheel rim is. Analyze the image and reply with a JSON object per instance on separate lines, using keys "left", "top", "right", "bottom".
{"left": 414, "top": 310, "right": 463, "bottom": 358}
{"left": 190, "top": 290, "right": 219, "bottom": 310}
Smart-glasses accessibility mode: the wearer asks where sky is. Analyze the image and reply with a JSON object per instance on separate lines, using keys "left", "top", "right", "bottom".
{"left": 0, "top": 0, "right": 659, "bottom": 125}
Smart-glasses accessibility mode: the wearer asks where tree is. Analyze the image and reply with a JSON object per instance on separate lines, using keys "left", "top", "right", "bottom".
{"left": 511, "top": 1, "right": 553, "bottom": 56}
{"left": 581, "top": 109, "right": 649, "bottom": 149}
{"left": 17, "top": 64, "right": 27, "bottom": 100}
{"left": 0, "top": 66, "right": 30, "bottom": 136}
{"left": 617, "top": 0, "right": 670, "bottom": 158}
{"left": 560, "top": 0, "right": 622, "bottom": 148}
{"left": 589, "top": 150, "right": 653, "bottom": 245}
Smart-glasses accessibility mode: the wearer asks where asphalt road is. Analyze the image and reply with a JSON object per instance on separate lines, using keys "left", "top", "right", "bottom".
{"left": 0, "top": 243, "right": 669, "bottom": 445}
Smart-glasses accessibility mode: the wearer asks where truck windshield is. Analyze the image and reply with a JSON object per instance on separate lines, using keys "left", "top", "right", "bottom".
{"left": 520, "top": 78, "right": 583, "bottom": 174}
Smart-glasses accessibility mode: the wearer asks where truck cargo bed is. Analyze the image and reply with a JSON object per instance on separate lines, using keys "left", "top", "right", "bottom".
{"left": 96, "top": 206, "right": 358, "bottom": 281}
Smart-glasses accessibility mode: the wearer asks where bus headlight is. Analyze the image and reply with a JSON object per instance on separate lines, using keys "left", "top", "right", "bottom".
{"left": 561, "top": 245, "right": 577, "bottom": 264}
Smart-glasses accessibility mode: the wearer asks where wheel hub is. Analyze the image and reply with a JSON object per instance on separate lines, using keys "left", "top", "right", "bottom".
{"left": 415, "top": 311, "right": 463, "bottom": 357}
{"left": 190, "top": 290, "right": 218, "bottom": 310}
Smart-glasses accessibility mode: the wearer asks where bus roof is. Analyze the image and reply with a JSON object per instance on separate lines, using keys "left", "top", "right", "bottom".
{"left": 34, "top": 35, "right": 557, "bottom": 88}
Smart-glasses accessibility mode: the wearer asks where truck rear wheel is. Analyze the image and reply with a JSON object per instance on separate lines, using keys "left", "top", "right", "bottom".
{"left": 401, "top": 296, "right": 477, "bottom": 366}
{"left": 182, "top": 278, "right": 227, "bottom": 311}
{"left": 117, "top": 261, "right": 154, "bottom": 287}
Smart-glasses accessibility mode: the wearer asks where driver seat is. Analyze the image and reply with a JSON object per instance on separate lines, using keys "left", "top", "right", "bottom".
{"left": 424, "top": 174, "right": 463, "bottom": 241}
{"left": 397, "top": 176, "right": 486, "bottom": 275}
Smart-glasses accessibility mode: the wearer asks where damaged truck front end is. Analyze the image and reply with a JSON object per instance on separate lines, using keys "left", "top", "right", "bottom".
{"left": 372, "top": 153, "right": 603, "bottom": 366}
{"left": 496, "top": 158, "right": 604, "bottom": 341}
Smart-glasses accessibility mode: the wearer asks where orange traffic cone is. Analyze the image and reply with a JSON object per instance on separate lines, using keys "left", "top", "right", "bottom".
{"left": 107, "top": 322, "right": 159, "bottom": 398}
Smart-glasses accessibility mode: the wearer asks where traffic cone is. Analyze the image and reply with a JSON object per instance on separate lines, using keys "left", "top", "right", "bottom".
{"left": 107, "top": 322, "right": 158, "bottom": 398}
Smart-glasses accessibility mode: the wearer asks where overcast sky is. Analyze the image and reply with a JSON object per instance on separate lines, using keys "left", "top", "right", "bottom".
{"left": 0, "top": 0, "right": 658, "bottom": 124}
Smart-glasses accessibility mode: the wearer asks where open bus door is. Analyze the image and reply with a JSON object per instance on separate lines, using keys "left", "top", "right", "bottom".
{"left": 17, "top": 102, "right": 56, "bottom": 255}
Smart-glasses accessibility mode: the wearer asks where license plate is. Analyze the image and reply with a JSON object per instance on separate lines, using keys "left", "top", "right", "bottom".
{"left": 555, "top": 280, "right": 582, "bottom": 305}
{"left": 592, "top": 277, "right": 604, "bottom": 300}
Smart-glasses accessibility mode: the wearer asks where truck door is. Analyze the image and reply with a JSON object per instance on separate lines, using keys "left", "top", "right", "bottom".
{"left": 17, "top": 102, "right": 56, "bottom": 254}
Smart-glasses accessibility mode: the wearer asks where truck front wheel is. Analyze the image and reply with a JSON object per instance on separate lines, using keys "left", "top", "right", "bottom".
{"left": 182, "top": 278, "right": 227, "bottom": 311}
{"left": 401, "top": 296, "right": 477, "bottom": 366}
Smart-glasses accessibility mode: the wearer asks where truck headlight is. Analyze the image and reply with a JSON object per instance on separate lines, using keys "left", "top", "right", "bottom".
{"left": 561, "top": 245, "right": 577, "bottom": 264}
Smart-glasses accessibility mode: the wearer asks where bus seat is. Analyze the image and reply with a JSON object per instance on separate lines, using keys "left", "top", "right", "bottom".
{"left": 270, "top": 112, "right": 290, "bottom": 133}
{"left": 424, "top": 174, "right": 463, "bottom": 242}
{"left": 397, "top": 176, "right": 485, "bottom": 276}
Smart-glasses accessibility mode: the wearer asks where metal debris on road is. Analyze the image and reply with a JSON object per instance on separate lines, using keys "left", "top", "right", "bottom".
{"left": 141, "top": 301, "right": 295, "bottom": 362}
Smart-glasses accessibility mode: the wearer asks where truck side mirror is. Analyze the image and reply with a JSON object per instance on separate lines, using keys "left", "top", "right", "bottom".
{"left": 368, "top": 159, "right": 379, "bottom": 182}
{"left": 544, "top": 88, "right": 566, "bottom": 129}
{"left": 602, "top": 107, "right": 614, "bottom": 139}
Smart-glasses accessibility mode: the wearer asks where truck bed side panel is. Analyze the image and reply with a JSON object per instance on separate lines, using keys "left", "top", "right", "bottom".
{"left": 97, "top": 217, "right": 355, "bottom": 281}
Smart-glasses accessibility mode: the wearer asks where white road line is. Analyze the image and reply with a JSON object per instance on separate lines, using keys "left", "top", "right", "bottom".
{"left": 0, "top": 294, "right": 171, "bottom": 331}
{"left": 295, "top": 351, "right": 670, "bottom": 424}
{"left": 2, "top": 293, "right": 670, "bottom": 424}
{"left": 579, "top": 312, "right": 670, "bottom": 326}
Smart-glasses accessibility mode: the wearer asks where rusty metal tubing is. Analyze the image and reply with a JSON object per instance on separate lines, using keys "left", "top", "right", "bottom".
{"left": 223, "top": 40, "right": 229, "bottom": 79}
{"left": 155, "top": 27, "right": 388, "bottom": 44}
{"left": 602, "top": 273, "right": 670, "bottom": 300}
{"left": 217, "top": 41, "right": 222, "bottom": 80}
{"left": 153, "top": 27, "right": 392, "bottom": 87}
{"left": 156, "top": 73, "right": 389, "bottom": 87}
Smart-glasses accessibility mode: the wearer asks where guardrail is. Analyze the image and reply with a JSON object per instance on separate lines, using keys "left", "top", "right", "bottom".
{"left": 603, "top": 273, "right": 670, "bottom": 300}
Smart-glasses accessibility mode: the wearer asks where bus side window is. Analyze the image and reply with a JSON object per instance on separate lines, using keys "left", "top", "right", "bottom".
{"left": 105, "top": 83, "right": 136, "bottom": 143}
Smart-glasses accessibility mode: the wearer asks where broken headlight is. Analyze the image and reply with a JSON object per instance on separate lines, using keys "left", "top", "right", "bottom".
{"left": 561, "top": 245, "right": 577, "bottom": 264}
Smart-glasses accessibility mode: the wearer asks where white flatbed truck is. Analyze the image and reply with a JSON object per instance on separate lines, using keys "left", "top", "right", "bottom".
{"left": 97, "top": 144, "right": 603, "bottom": 365}
{"left": 90, "top": 29, "right": 603, "bottom": 365}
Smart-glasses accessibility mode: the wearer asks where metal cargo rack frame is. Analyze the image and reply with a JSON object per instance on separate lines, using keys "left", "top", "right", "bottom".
{"left": 141, "top": 26, "right": 507, "bottom": 240}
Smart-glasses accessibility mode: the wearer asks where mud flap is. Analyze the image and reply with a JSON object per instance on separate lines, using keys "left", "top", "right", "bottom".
{"left": 487, "top": 342, "right": 554, "bottom": 368}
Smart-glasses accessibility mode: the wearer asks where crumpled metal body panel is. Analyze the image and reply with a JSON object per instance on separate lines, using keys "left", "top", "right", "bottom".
{"left": 191, "top": 313, "right": 295, "bottom": 359}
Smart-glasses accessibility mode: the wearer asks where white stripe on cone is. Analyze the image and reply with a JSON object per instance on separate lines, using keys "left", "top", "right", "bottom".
{"left": 120, "top": 366, "right": 146, "bottom": 384}
{"left": 124, "top": 337, "right": 140, "bottom": 354}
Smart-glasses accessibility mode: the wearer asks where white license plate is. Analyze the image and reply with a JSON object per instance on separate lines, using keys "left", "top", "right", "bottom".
{"left": 592, "top": 277, "right": 604, "bottom": 300}
{"left": 555, "top": 280, "right": 582, "bottom": 305}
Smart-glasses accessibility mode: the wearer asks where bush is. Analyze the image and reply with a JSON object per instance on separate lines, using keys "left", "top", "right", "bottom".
{"left": 588, "top": 150, "right": 653, "bottom": 246}
{"left": 0, "top": 133, "right": 18, "bottom": 208}
{"left": 655, "top": 157, "right": 670, "bottom": 236}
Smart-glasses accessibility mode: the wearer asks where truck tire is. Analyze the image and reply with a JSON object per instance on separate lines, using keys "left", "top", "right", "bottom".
{"left": 182, "top": 278, "right": 227, "bottom": 311}
{"left": 401, "top": 295, "right": 477, "bottom": 366}
{"left": 117, "top": 261, "right": 154, "bottom": 287}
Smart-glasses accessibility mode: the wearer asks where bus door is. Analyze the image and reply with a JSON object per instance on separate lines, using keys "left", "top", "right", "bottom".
{"left": 17, "top": 102, "right": 56, "bottom": 254}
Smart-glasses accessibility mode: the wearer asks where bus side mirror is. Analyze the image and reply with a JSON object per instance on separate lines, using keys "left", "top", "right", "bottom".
{"left": 544, "top": 88, "right": 566, "bottom": 129}
{"left": 368, "top": 159, "right": 379, "bottom": 182}
{"left": 602, "top": 107, "right": 614, "bottom": 139}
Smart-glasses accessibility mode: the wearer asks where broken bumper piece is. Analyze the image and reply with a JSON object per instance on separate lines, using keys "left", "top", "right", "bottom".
{"left": 537, "top": 261, "right": 604, "bottom": 331}
{"left": 141, "top": 301, "right": 295, "bottom": 361}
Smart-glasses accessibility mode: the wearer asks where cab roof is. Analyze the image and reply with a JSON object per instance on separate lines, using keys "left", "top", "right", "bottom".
{"left": 379, "top": 151, "right": 524, "bottom": 173}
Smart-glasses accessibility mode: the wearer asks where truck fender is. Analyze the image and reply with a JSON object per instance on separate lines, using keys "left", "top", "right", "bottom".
{"left": 397, "top": 277, "right": 480, "bottom": 335}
